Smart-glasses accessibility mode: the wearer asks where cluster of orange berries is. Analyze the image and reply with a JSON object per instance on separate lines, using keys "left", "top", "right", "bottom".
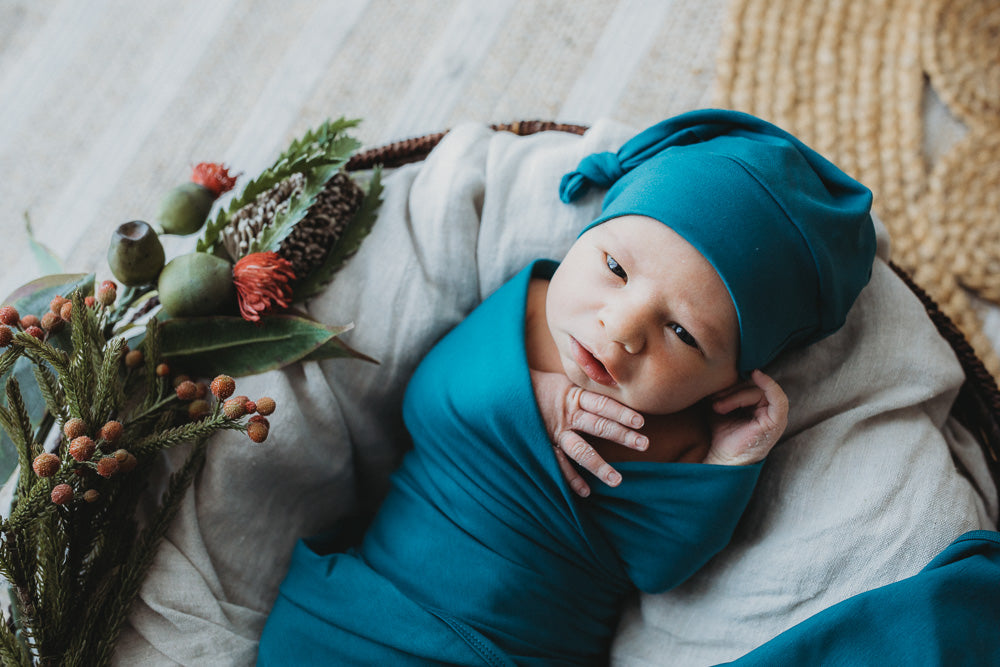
{"left": 172, "top": 373, "right": 276, "bottom": 443}
{"left": 0, "top": 281, "right": 118, "bottom": 348}
{"left": 31, "top": 416, "right": 137, "bottom": 506}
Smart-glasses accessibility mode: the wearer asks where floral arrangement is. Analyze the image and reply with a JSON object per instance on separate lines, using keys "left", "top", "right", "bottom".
{"left": 0, "top": 118, "right": 381, "bottom": 664}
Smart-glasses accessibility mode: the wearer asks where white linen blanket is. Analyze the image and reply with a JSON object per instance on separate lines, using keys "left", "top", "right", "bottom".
{"left": 114, "top": 121, "right": 998, "bottom": 666}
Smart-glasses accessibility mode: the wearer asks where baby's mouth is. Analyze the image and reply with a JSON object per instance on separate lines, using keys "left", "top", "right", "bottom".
{"left": 569, "top": 337, "right": 617, "bottom": 386}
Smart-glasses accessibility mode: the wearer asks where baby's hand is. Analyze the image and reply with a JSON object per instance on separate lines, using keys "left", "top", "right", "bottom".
{"left": 529, "top": 369, "right": 648, "bottom": 498}
{"left": 703, "top": 370, "right": 788, "bottom": 466}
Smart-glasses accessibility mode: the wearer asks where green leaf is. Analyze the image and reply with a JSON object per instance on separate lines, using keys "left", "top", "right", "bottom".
{"left": 0, "top": 274, "right": 94, "bottom": 482}
{"left": 158, "top": 314, "right": 351, "bottom": 377}
{"left": 297, "top": 335, "right": 378, "bottom": 364}
{"left": 293, "top": 167, "right": 384, "bottom": 301}
{"left": 197, "top": 118, "right": 363, "bottom": 257}
{"left": 24, "top": 212, "right": 65, "bottom": 276}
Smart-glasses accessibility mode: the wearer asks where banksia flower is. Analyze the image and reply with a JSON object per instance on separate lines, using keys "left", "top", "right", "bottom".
{"left": 0, "top": 305, "right": 18, "bottom": 326}
{"left": 51, "top": 484, "right": 73, "bottom": 505}
{"left": 96, "top": 456, "right": 119, "bottom": 478}
{"left": 0, "top": 325, "right": 11, "bottom": 347}
{"left": 255, "top": 396, "right": 276, "bottom": 416}
{"left": 99, "top": 420, "right": 123, "bottom": 443}
{"left": 232, "top": 252, "right": 295, "bottom": 322}
{"left": 210, "top": 375, "right": 236, "bottom": 400}
{"left": 32, "top": 453, "right": 60, "bottom": 478}
{"left": 70, "top": 436, "right": 97, "bottom": 462}
{"left": 219, "top": 171, "right": 364, "bottom": 282}
{"left": 64, "top": 418, "right": 88, "bottom": 440}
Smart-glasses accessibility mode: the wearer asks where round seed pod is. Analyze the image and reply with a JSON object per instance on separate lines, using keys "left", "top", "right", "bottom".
{"left": 157, "top": 252, "right": 235, "bottom": 317}
{"left": 107, "top": 221, "right": 166, "bottom": 286}
{"left": 158, "top": 182, "right": 217, "bottom": 235}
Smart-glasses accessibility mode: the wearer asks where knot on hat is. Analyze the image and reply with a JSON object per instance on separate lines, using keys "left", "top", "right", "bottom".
{"left": 559, "top": 151, "right": 625, "bottom": 203}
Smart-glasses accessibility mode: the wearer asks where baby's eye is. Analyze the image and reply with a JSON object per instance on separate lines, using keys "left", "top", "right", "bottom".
{"left": 670, "top": 323, "right": 699, "bottom": 349}
{"left": 606, "top": 254, "right": 627, "bottom": 280}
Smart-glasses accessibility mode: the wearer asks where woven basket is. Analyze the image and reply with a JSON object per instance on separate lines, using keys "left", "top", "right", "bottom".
{"left": 346, "top": 122, "right": 1000, "bottom": 510}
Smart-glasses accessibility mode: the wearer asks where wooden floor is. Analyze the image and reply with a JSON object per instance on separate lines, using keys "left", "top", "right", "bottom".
{"left": 0, "top": 0, "right": 996, "bottom": 349}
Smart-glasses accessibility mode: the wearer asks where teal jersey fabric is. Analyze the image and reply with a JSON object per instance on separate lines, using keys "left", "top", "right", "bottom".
{"left": 259, "top": 260, "right": 763, "bottom": 666}
{"left": 725, "top": 529, "right": 1000, "bottom": 666}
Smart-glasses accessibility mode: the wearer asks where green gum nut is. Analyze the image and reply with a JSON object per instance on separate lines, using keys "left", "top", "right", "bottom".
{"left": 157, "top": 252, "right": 235, "bottom": 317}
{"left": 107, "top": 220, "right": 166, "bottom": 286}
{"left": 158, "top": 182, "right": 216, "bottom": 235}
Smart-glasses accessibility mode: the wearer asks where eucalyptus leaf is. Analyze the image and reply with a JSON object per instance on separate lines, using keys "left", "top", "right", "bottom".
{"left": 0, "top": 273, "right": 95, "bottom": 481}
{"left": 159, "top": 315, "right": 352, "bottom": 377}
{"left": 298, "top": 335, "right": 378, "bottom": 364}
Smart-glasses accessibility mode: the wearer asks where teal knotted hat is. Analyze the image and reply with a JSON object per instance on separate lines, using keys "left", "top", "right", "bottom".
{"left": 559, "top": 109, "right": 876, "bottom": 375}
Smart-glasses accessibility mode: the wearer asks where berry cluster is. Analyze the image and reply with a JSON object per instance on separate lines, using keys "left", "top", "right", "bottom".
{"left": 0, "top": 281, "right": 117, "bottom": 349}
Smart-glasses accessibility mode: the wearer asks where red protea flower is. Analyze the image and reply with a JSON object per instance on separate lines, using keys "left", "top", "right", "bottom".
{"left": 190, "top": 162, "right": 239, "bottom": 197}
{"left": 232, "top": 252, "right": 296, "bottom": 322}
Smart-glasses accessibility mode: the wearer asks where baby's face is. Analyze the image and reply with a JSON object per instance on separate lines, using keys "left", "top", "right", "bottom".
{"left": 546, "top": 215, "right": 740, "bottom": 415}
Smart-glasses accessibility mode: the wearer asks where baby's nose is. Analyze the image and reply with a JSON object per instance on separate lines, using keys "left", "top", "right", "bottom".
{"left": 601, "top": 303, "right": 648, "bottom": 354}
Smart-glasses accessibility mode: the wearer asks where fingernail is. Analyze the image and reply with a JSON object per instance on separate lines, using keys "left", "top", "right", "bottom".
{"left": 575, "top": 483, "right": 590, "bottom": 497}
{"left": 607, "top": 471, "right": 621, "bottom": 486}
{"left": 635, "top": 435, "right": 648, "bottom": 450}
{"left": 631, "top": 416, "right": 643, "bottom": 427}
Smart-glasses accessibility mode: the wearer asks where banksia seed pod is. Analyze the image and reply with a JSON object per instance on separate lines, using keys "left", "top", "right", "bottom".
{"left": 246, "top": 421, "right": 269, "bottom": 443}
{"left": 211, "top": 375, "right": 236, "bottom": 400}
{"left": 64, "top": 417, "right": 88, "bottom": 440}
{"left": 96, "top": 456, "right": 119, "bottom": 478}
{"left": 51, "top": 484, "right": 74, "bottom": 505}
{"left": 32, "top": 453, "right": 60, "bottom": 477}
{"left": 0, "top": 306, "right": 18, "bottom": 326}
{"left": 255, "top": 396, "right": 276, "bottom": 416}
{"left": 176, "top": 381, "right": 198, "bottom": 401}
{"left": 99, "top": 420, "right": 123, "bottom": 443}
{"left": 69, "top": 436, "right": 97, "bottom": 462}
{"left": 0, "top": 326, "right": 11, "bottom": 347}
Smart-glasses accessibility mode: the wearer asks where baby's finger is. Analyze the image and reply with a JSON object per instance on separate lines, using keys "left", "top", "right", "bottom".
{"left": 553, "top": 446, "right": 591, "bottom": 497}
{"left": 751, "top": 370, "right": 789, "bottom": 425}
{"left": 570, "top": 410, "right": 648, "bottom": 450}
{"left": 556, "top": 431, "right": 623, "bottom": 487}
{"left": 575, "top": 389, "right": 644, "bottom": 430}
{"left": 713, "top": 385, "right": 764, "bottom": 414}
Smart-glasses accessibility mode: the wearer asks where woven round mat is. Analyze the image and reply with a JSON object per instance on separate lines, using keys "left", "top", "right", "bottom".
{"left": 714, "top": 0, "right": 1000, "bottom": 378}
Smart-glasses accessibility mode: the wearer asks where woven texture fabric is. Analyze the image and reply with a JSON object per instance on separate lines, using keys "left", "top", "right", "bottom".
{"left": 714, "top": 0, "right": 1000, "bottom": 377}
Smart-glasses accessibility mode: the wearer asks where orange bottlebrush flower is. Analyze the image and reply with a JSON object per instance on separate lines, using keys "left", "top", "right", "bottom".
{"left": 232, "top": 252, "right": 296, "bottom": 322}
{"left": 191, "top": 162, "right": 239, "bottom": 198}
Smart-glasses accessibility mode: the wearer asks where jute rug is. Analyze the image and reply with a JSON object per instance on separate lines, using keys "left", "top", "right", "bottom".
{"left": 714, "top": 0, "right": 1000, "bottom": 378}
